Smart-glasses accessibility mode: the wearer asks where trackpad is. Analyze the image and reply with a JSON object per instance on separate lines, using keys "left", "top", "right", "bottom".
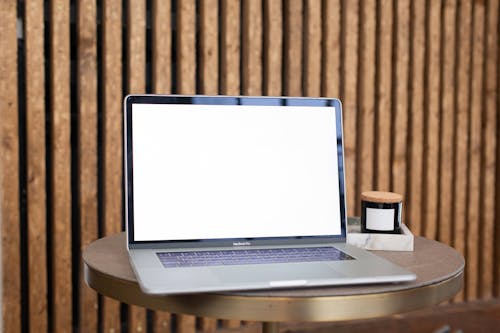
{"left": 215, "top": 263, "right": 344, "bottom": 284}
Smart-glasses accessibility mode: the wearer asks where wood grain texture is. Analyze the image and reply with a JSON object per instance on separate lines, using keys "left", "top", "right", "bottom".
{"left": 321, "top": 0, "right": 341, "bottom": 98}
{"left": 423, "top": 0, "right": 441, "bottom": 240}
{"left": 50, "top": 0, "right": 73, "bottom": 330}
{"left": 127, "top": 0, "right": 148, "bottom": 330}
{"left": 242, "top": 0, "right": 263, "bottom": 95}
{"left": 25, "top": 1, "right": 48, "bottom": 332}
{"left": 303, "top": 0, "right": 322, "bottom": 97}
{"left": 0, "top": 1, "right": 21, "bottom": 331}
{"left": 199, "top": 0, "right": 219, "bottom": 95}
{"left": 176, "top": 0, "right": 196, "bottom": 94}
{"left": 392, "top": 0, "right": 410, "bottom": 201}
{"left": 102, "top": 0, "right": 123, "bottom": 330}
{"left": 438, "top": 0, "right": 457, "bottom": 247}
{"left": 452, "top": 0, "right": 472, "bottom": 302}
{"left": 283, "top": 0, "right": 303, "bottom": 96}
{"left": 154, "top": 311, "right": 171, "bottom": 333}
{"left": 375, "top": 0, "right": 393, "bottom": 192}
{"left": 342, "top": 0, "right": 359, "bottom": 216}
{"left": 220, "top": 0, "right": 240, "bottom": 95}
{"left": 407, "top": 0, "right": 426, "bottom": 236}
{"left": 467, "top": 0, "right": 485, "bottom": 301}
{"left": 479, "top": 0, "right": 498, "bottom": 300}
{"left": 78, "top": 0, "right": 99, "bottom": 331}
{"left": 357, "top": 0, "right": 376, "bottom": 214}
{"left": 263, "top": 0, "right": 282, "bottom": 96}
{"left": 177, "top": 314, "right": 196, "bottom": 333}
{"left": 128, "top": 0, "right": 146, "bottom": 94}
{"left": 152, "top": 0, "right": 171, "bottom": 94}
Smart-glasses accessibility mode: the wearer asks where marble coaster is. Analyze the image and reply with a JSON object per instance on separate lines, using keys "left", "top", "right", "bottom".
{"left": 346, "top": 218, "right": 414, "bottom": 251}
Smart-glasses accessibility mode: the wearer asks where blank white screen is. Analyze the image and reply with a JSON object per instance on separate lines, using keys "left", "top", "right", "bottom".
{"left": 132, "top": 104, "right": 341, "bottom": 241}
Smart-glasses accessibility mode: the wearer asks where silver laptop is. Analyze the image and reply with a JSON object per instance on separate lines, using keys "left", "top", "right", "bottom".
{"left": 124, "top": 95, "right": 416, "bottom": 295}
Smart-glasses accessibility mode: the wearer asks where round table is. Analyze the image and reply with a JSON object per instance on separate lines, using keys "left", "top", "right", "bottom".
{"left": 83, "top": 233, "right": 464, "bottom": 332}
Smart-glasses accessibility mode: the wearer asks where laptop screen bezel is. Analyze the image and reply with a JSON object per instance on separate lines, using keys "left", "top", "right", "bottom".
{"left": 124, "top": 95, "right": 348, "bottom": 249}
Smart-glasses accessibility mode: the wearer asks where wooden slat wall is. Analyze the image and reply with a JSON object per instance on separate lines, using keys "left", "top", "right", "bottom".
{"left": 25, "top": 1, "right": 47, "bottom": 332}
{"left": 50, "top": 0, "right": 72, "bottom": 330}
{"left": 102, "top": 0, "right": 123, "bottom": 331}
{"left": 78, "top": 0, "right": 99, "bottom": 331}
{"left": 0, "top": 1, "right": 21, "bottom": 332}
{"left": 1, "top": 1, "right": 500, "bottom": 332}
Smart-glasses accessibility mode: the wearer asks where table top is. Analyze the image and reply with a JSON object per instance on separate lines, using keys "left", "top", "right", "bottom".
{"left": 83, "top": 233, "right": 464, "bottom": 322}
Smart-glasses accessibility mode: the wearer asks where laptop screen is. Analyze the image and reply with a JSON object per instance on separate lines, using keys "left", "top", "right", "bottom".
{"left": 125, "top": 96, "right": 347, "bottom": 245}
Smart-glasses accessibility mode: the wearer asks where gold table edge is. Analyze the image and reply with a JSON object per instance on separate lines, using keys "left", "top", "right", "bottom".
{"left": 84, "top": 263, "right": 463, "bottom": 322}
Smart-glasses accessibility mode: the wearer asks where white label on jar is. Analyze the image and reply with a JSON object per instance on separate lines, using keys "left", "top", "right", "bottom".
{"left": 366, "top": 207, "right": 395, "bottom": 231}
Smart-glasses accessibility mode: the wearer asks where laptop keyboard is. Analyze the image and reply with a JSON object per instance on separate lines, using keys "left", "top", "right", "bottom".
{"left": 157, "top": 246, "right": 354, "bottom": 268}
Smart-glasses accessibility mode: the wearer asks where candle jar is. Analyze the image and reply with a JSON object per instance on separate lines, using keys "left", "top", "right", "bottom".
{"left": 361, "top": 191, "right": 403, "bottom": 234}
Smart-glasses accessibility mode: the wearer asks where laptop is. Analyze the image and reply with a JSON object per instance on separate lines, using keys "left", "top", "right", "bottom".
{"left": 124, "top": 95, "right": 416, "bottom": 295}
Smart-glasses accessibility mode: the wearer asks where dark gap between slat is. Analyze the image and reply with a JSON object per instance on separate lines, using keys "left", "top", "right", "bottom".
{"left": 260, "top": 0, "right": 266, "bottom": 96}
{"left": 405, "top": 0, "right": 416, "bottom": 230}
{"left": 319, "top": 0, "right": 327, "bottom": 98}
{"left": 146, "top": 0, "right": 153, "bottom": 94}
{"left": 389, "top": 0, "right": 399, "bottom": 194}
{"left": 195, "top": 0, "right": 202, "bottom": 94}
{"left": 239, "top": 0, "right": 244, "bottom": 95}
{"left": 281, "top": 0, "right": 287, "bottom": 96}
{"left": 301, "top": 0, "right": 307, "bottom": 96}
{"left": 354, "top": 0, "right": 364, "bottom": 217}
{"left": 435, "top": 0, "right": 445, "bottom": 243}
{"left": 373, "top": 0, "right": 381, "bottom": 190}
{"left": 69, "top": 0, "right": 81, "bottom": 330}
{"left": 171, "top": 0, "right": 178, "bottom": 94}
{"left": 96, "top": 0, "right": 104, "bottom": 331}
{"left": 217, "top": 0, "right": 223, "bottom": 95}
{"left": 17, "top": 1, "right": 29, "bottom": 332}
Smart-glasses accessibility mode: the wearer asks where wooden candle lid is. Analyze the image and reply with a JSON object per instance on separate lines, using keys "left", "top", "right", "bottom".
{"left": 361, "top": 191, "right": 403, "bottom": 203}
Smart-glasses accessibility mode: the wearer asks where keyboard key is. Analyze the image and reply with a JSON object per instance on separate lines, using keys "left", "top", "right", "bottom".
{"left": 157, "top": 247, "right": 354, "bottom": 268}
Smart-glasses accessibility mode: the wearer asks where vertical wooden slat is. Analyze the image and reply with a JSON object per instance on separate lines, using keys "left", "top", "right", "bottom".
{"left": 25, "top": 1, "right": 47, "bottom": 331}
{"left": 452, "top": 0, "right": 472, "bottom": 302}
{"left": 102, "top": 0, "right": 123, "bottom": 331}
{"left": 220, "top": 0, "right": 240, "bottom": 95}
{"left": 127, "top": 0, "right": 148, "bottom": 331}
{"left": 375, "top": 0, "right": 393, "bottom": 192}
{"left": 342, "top": 0, "right": 359, "bottom": 216}
{"left": 78, "top": 0, "right": 99, "bottom": 331}
{"left": 263, "top": 0, "right": 282, "bottom": 96}
{"left": 242, "top": 0, "right": 263, "bottom": 96}
{"left": 152, "top": 1, "right": 173, "bottom": 330}
{"left": 176, "top": 1, "right": 197, "bottom": 331}
{"left": 199, "top": 0, "right": 219, "bottom": 95}
{"left": 0, "top": 1, "right": 21, "bottom": 332}
{"left": 438, "top": 0, "right": 457, "bottom": 247}
{"left": 283, "top": 0, "right": 303, "bottom": 96}
{"left": 392, "top": 0, "right": 410, "bottom": 200}
{"left": 322, "top": 0, "right": 341, "bottom": 98}
{"left": 357, "top": 0, "right": 376, "bottom": 212}
{"left": 50, "top": 0, "right": 73, "bottom": 330}
{"left": 303, "top": 0, "right": 322, "bottom": 97}
{"left": 407, "top": 0, "right": 426, "bottom": 235}
{"left": 423, "top": 0, "right": 441, "bottom": 240}
{"left": 176, "top": 0, "right": 196, "bottom": 95}
{"left": 479, "top": 0, "right": 498, "bottom": 300}
{"left": 152, "top": 0, "right": 171, "bottom": 94}
{"left": 467, "top": 0, "right": 485, "bottom": 301}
